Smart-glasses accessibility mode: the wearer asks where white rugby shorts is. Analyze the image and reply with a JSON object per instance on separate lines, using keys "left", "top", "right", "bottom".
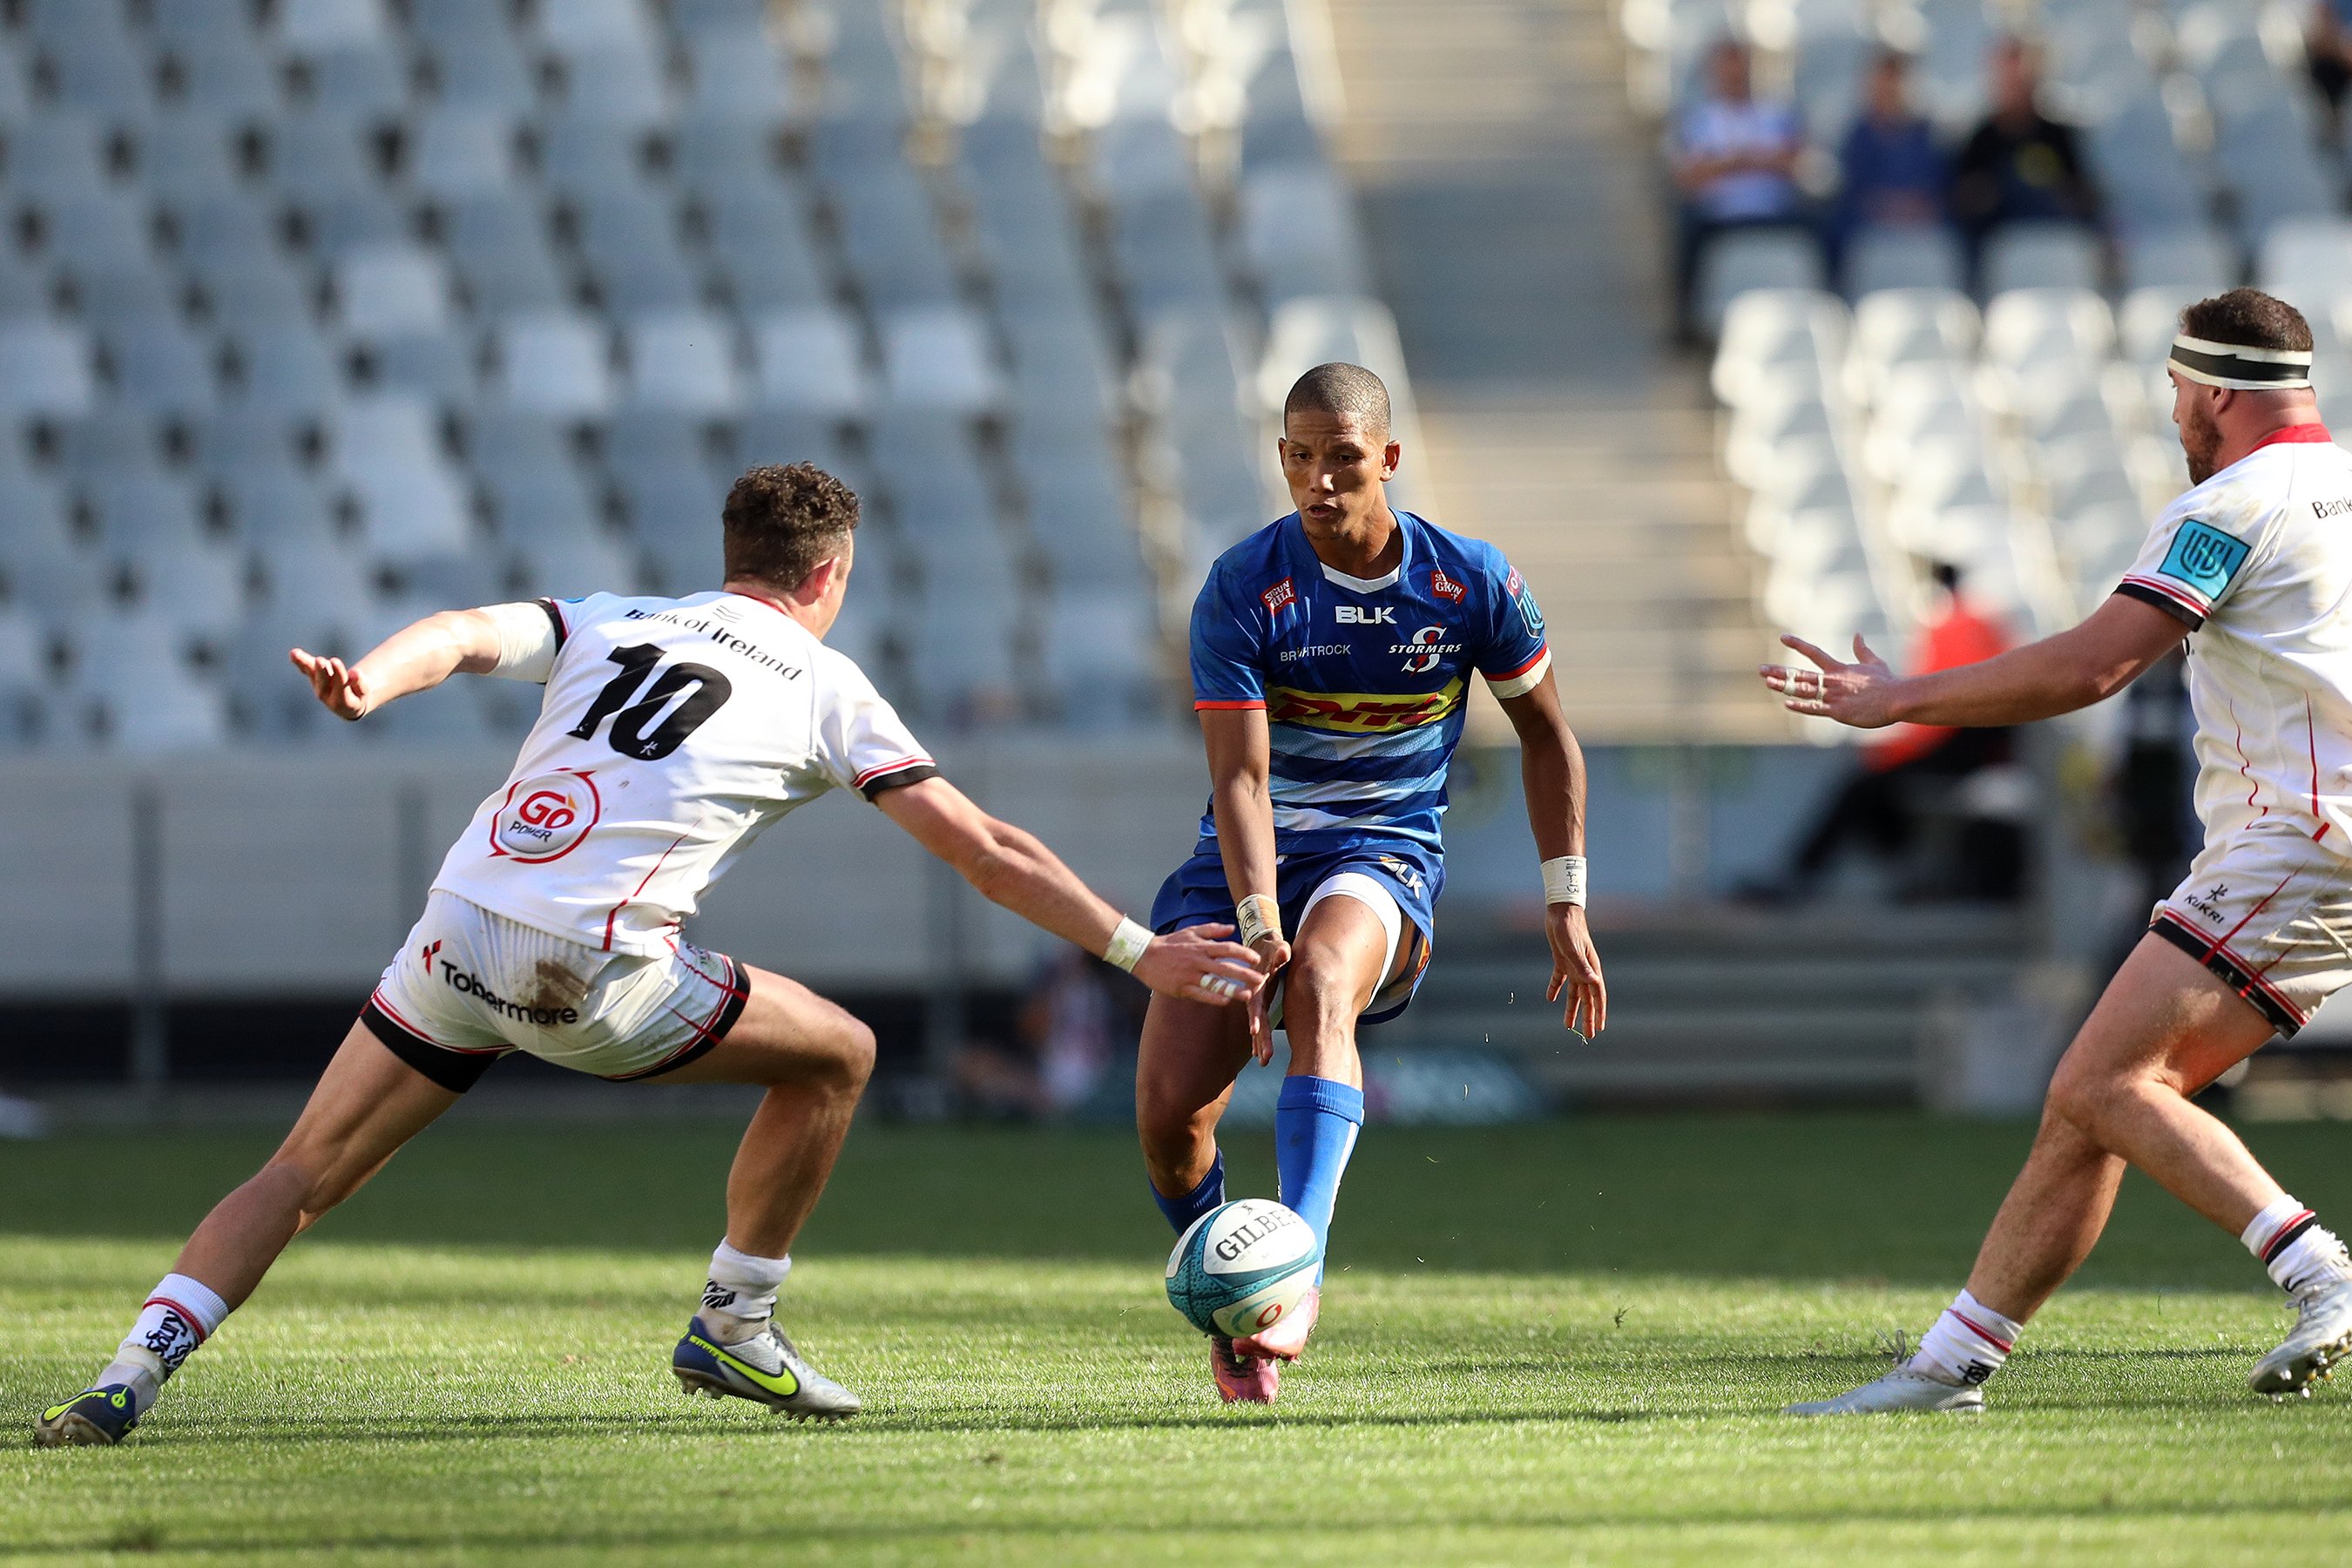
{"left": 365, "top": 891, "right": 749, "bottom": 1089}
{"left": 2151, "top": 822, "right": 2352, "bottom": 1037}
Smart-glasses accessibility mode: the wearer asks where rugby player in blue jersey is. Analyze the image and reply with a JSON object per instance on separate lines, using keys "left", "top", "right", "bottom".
{"left": 1139, "top": 363, "right": 1608, "bottom": 1402}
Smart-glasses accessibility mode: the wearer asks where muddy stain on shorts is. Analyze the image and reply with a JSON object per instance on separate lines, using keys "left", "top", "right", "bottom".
{"left": 528, "top": 960, "right": 591, "bottom": 1015}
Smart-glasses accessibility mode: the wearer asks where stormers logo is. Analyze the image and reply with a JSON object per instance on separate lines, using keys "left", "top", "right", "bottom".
{"left": 1266, "top": 679, "right": 1463, "bottom": 733}
{"left": 1391, "top": 624, "right": 1463, "bottom": 674}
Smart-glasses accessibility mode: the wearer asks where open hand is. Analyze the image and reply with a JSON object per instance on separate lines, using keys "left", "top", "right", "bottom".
{"left": 1545, "top": 903, "right": 1605, "bottom": 1039}
{"left": 1759, "top": 634, "right": 1902, "bottom": 729}
{"left": 1132, "top": 923, "right": 1267, "bottom": 1012}
{"left": 290, "top": 647, "right": 373, "bottom": 720}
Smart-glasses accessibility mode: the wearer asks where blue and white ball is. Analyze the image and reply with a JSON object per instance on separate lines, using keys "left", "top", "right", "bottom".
{"left": 1165, "top": 1199, "right": 1321, "bottom": 1337}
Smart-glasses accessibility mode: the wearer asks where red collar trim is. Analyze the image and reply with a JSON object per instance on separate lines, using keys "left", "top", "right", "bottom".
{"left": 723, "top": 589, "right": 796, "bottom": 619}
{"left": 2252, "top": 423, "right": 2333, "bottom": 450}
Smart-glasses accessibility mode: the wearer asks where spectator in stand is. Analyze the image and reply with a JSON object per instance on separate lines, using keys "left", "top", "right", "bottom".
{"left": 1669, "top": 37, "right": 1808, "bottom": 341}
{"left": 1830, "top": 51, "right": 1950, "bottom": 279}
{"left": 2308, "top": 0, "right": 2352, "bottom": 138}
{"left": 1950, "top": 38, "right": 2097, "bottom": 253}
{"left": 1743, "top": 564, "right": 2019, "bottom": 902}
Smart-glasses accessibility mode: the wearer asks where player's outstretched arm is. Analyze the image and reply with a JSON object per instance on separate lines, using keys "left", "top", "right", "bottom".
{"left": 1496, "top": 671, "right": 1605, "bottom": 1038}
{"left": 289, "top": 608, "right": 510, "bottom": 721}
{"left": 874, "top": 776, "right": 1265, "bottom": 1007}
{"left": 1201, "top": 706, "right": 1288, "bottom": 1058}
{"left": 1760, "top": 594, "right": 2186, "bottom": 730}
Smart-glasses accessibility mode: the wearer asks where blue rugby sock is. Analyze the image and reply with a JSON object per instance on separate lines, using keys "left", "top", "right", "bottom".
{"left": 1151, "top": 1150, "right": 1226, "bottom": 1235}
{"left": 1276, "top": 1076, "right": 1364, "bottom": 1276}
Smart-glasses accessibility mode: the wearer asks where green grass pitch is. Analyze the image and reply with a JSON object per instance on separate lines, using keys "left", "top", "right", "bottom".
{"left": 7, "top": 1111, "right": 2352, "bottom": 1564}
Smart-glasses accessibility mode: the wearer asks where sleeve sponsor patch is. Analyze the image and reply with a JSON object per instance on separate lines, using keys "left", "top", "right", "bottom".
{"left": 1261, "top": 577, "right": 1296, "bottom": 615}
{"left": 1430, "top": 567, "right": 1466, "bottom": 603}
{"left": 2157, "top": 519, "right": 2251, "bottom": 601}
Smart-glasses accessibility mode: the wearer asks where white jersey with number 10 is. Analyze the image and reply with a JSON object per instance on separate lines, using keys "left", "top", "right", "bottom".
{"left": 431, "top": 591, "right": 936, "bottom": 956}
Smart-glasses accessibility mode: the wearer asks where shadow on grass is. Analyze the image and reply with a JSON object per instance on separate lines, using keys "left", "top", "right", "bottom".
{"left": 10, "top": 1494, "right": 2352, "bottom": 1559}
{"left": 7, "top": 1115, "right": 2352, "bottom": 1288}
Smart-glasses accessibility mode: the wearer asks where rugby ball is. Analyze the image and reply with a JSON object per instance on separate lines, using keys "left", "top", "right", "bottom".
{"left": 1165, "top": 1199, "right": 1321, "bottom": 1337}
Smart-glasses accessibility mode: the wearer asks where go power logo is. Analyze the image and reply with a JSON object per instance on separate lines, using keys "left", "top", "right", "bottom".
{"left": 488, "top": 770, "right": 601, "bottom": 862}
{"left": 1391, "top": 625, "right": 1462, "bottom": 673}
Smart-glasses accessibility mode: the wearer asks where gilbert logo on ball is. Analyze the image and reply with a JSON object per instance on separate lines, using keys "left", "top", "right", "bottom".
{"left": 1165, "top": 1199, "right": 1321, "bottom": 1337}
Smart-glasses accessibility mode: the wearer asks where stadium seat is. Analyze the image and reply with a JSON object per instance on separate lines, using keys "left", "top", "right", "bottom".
{"left": 407, "top": 109, "right": 524, "bottom": 205}
{"left": 2256, "top": 217, "right": 2352, "bottom": 311}
{"left": 0, "top": 318, "right": 95, "bottom": 417}
{"left": 440, "top": 196, "right": 572, "bottom": 314}
{"left": 1848, "top": 288, "right": 1978, "bottom": 387}
{"left": 330, "top": 242, "right": 454, "bottom": 343}
{"left": 1981, "top": 225, "right": 2102, "bottom": 296}
{"left": 1240, "top": 161, "right": 1369, "bottom": 303}
{"left": 622, "top": 470, "right": 727, "bottom": 595}
{"left": 747, "top": 308, "right": 869, "bottom": 416}
{"left": 1726, "top": 389, "right": 1840, "bottom": 490}
{"left": 161, "top": 30, "right": 282, "bottom": 120}
{"left": 1844, "top": 226, "right": 1964, "bottom": 299}
{"left": 880, "top": 305, "right": 1002, "bottom": 415}
{"left": 125, "top": 111, "right": 243, "bottom": 205}
{"left": 536, "top": 115, "right": 652, "bottom": 203}
{"left": 416, "top": 32, "right": 537, "bottom": 115}
{"left": 3, "top": 115, "right": 113, "bottom": 211}
{"left": 130, "top": 537, "right": 248, "bottom": 647}
{"left": 2, "top": 535, "right": 117, "bottom": 625}
{"left": 2121, "top": 229, "right": 2234, "bottom": 295}
{"left": 1695, "top": 228, "right": 1825, "bottom": 337}
{"left": 277, "top": 0, "right": 392, "bottom": 53}
{"left": 97, "top": 319, "right": 220, "bottom": 417}
{"left": 828, "top": 166, "right": 961, "bottom": 309}
{"left": 570, "top": 189, "right": 703, "bottom": 313}
{"left": 727, "top": 408, "right": 855, "bottom": 478}
{"left": 1004, "top": 311, "right": 1121, "bottom": 422}
{"left": 549, "top": 47, "right": 672, "bottom": 131}
{"left": 621, "top": 309, "right": 743, "bottom": 415}
{"left": 1038, "top": 591, "right": 1161, "bottom": 722}
{"left": 85, "top": 472, "right": 210, "bottom": 558}
{"left": 679, "top": 26, "right": 797, "bottom": 126}
{"left": 489, "top": 310, "right": 616, "bottom": 416}
{"left": 221, "top": 323, "right": 342, "bottom": 414}
{"left": 698, "top": 186, "right": 832, "bottom": 312}
{"left": 1711, "top": 289, "right": 1848, "bottom": 406}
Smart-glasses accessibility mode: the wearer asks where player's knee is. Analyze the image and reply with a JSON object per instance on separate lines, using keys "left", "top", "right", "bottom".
{"left": 1135, "top": 1078, "right": 1214, "bottom": 1170}
{"left": 2045, "top": 1055, "right": 2135, "bottom": 1138}
{"left": 820, "top": 1012, "right": 875, "bottom": 1093}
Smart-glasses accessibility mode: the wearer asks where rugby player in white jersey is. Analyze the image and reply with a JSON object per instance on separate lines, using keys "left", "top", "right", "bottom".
{"left": 1762, "top": 289, "right": 2352, "bottom": 1413}
{"left": 33, "top": 463, "right": 1265, "bottom": 1446}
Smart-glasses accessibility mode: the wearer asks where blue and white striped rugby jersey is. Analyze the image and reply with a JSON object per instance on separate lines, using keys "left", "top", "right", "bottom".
{"left": 1186, "top": 510, "right": 1551, "bottom": 855}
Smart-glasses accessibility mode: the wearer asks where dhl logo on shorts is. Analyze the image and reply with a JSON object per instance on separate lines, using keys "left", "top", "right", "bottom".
{"left": 1266, "top": 679, "right": 1463, "bottom": 733}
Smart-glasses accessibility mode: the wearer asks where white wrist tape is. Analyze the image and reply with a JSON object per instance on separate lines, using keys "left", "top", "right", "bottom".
{"left": 1103, "top": 916, "right": 1152, "bottom": 973}
{"left": 1541, "top": 855, "right": 1587, "bottom": 907}
{"left": 1236, "top": 893, "right": 1281, "bottom": 947}
{"left": 481, "top": 601, "right": 561, "bottom": 683}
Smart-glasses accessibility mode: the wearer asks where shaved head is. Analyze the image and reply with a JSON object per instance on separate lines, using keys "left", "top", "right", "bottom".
{"left": 1284, "top": 362, "right": 1391, "bottom": 443}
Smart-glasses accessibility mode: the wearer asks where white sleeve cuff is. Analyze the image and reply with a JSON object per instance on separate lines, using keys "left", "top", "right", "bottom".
{"left": 1484, "top": 648, "right": 1551, "bottom": 700}
{"left": 481, "top": 601, "right": 562, "bottom": 684}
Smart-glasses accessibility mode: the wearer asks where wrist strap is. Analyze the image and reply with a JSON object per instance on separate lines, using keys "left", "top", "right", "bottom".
{"left": 1104, "top": 916, "right": 1152, "bottom": 973}
{"left": 1541, "top": 855, "right": 1587, "bottom": 907}
{"left": 1236, "top": 893, "right": 1281, "bottom": 947}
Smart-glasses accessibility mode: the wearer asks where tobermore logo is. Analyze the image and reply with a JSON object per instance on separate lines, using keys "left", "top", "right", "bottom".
{"left": 422, "top": 939, "right": 443, "bottom": 973}
{"left": 1335, "top": 605, "right": 1396, "bottom": 625}
{"left": 436, "top": 960, "right": 580, "bottom": 1027}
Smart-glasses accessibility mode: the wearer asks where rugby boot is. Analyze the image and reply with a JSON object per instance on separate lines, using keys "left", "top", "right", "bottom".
{"left": 1232, "top": 1286, "right": 1320, "bottom": 1362}
{"left": 672, "top": 1316, "right": 862, "bottom": 1421}
{"left": 1209, "top": 1336, "right": 1281, "bottom": 1404}
{"left": 1783, "top": 1366, "right": 1985, "bottom": 1416}
{"left": 32, "top": 1384, "right": 141, "bottom": 1447}
{"left": 2251, "top": 1276, "right": 2352, "bottom": 1399}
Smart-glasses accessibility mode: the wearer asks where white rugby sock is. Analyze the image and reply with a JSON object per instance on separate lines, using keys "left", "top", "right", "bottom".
{"left": 700, "top": 1240, "right": 790, "bottom": 1344}
{"left": 99, "top": 1273, "right": 230, "bottom": 1416}
{"left": 2242, "top": 1195, "right": 2352, "bottom": 1294}
{"left": 1908, "top": 1289, "right": 2022, "bottom": 1388}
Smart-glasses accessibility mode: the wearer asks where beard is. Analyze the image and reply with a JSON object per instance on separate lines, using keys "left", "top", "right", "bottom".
{"left": 2180, "top": 398, "right": 2222, "bottom": 485}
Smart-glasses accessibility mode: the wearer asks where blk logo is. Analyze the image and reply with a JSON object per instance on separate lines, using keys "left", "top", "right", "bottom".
{"left": 1335, "top": 605, "right": 1396, "bottom": 625}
